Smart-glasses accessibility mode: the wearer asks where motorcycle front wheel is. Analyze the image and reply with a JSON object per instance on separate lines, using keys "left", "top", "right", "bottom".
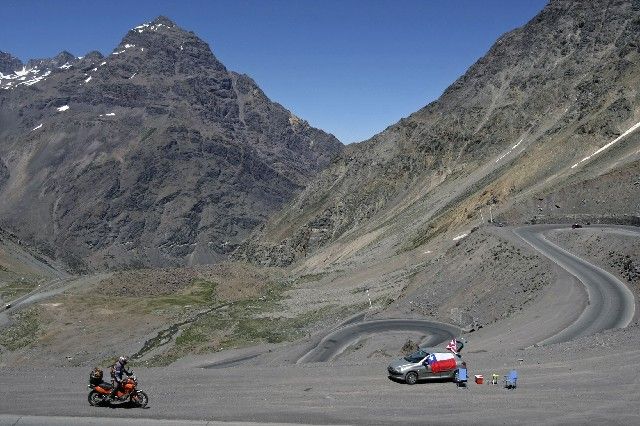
{"left": 88, "top": 390, "right": 106, "bottom": 406}
{"left": 131, "top": 390, "right": 149, "bottom": 408}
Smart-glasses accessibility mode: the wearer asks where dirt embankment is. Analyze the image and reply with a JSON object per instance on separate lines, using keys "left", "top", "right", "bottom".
{"left": 382, "top": 227, "right": 552, "bottom": 329}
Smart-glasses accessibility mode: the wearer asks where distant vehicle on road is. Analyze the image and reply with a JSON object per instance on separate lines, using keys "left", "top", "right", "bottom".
{"left": 572, "top": 223, "right": 583, "bottom": 229}
{"left": 4, "top": 303, "right": 10, "bottom": 310}
{"left": 387, "top": 348, "right": 463, "bottom": 385}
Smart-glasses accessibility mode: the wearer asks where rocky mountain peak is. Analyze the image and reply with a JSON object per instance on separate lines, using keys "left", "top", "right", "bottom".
{"left": 54, "top": 50, "right": 75, "bottom": 64}
{"left": 0, "top": 51, "right": 23, "bottom": 74}
{"left": 82, "top": 50, "right": 104, "bottom": 62}
{"left": 26, "top": 50, "right": 79, "bottom": 70}
{"left": 115, "top": 17, "right": 225, "bottom": 74}
{"left": 0, "top": 15, "right": 342, "bottom": 270}
{"left": 150, "top": 15, "right": 177, "bottom": 27}
{"left": 1, "top": 49, "right": 80, "bottom": 90}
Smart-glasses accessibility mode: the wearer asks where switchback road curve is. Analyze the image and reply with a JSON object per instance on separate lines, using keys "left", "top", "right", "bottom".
{"left": 297, "top": 224, "right": 637, "bottom": 362}
{"left": 514, "top": 225, "right": 636, "bottom": 345}
{"left": 297, "top": 318, "right": 461, "bottom": 363}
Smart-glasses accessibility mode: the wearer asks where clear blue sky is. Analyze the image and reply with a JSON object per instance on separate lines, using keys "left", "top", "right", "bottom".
{"left": 1, "top": 0, "right": 547, "bottom": 144}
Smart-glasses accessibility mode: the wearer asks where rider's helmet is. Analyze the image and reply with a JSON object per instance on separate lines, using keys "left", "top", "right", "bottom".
{"left": 119, "top": 356, "right": 128, "bottom": 364}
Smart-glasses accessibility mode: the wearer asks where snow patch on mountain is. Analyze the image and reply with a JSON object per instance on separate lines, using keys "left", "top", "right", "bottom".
{"left": 496, "top": 137, "right": 525, "bottom": 163}
{"left": 1, "top": 68, "right": 52, "bottom": 90}
{"left": 132, "top": 19, "right": 173, "bottom": 34}
{"left": 134, "top": 23, "right": 150, "bottom": 33}
{"left": 571, "top": 120, "right": 640, "bottom": 169}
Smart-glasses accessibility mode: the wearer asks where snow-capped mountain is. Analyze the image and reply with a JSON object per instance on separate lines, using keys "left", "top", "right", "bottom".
{"left": 0, "top": 51, "right": 81, "bottom": 90}
{"left": 0, "top": 16, "right": 342, "bottom": 270}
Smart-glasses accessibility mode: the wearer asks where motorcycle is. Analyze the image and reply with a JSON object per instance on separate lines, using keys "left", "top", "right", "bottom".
{"left": 88, "top": 372, "right": 149, "bottom": 408}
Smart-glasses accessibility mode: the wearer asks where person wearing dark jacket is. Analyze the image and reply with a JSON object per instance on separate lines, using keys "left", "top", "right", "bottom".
{"left": 110, "top": 356, "right": 132, "bottom": 400}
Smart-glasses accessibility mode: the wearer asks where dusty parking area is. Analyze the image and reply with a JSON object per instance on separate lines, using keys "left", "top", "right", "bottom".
{"left": 0, "top": 324, "right": 639, "bottom": 425}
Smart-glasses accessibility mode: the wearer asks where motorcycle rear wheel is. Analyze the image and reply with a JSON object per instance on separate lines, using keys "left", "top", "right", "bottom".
{"left": 88, "top": 390, "right": 106, "bottom": 406}
{"left": 132, "top": 390, "right": 149, "bottom": 408}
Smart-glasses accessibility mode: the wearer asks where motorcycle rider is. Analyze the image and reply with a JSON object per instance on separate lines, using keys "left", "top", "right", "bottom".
{"left": 110, "top": 356, "right": 132, "bottom": 400}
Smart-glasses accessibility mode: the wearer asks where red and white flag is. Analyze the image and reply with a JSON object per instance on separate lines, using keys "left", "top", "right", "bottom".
{"left": 426, "top": 352, "right": 457, "bottom": 373}
{"left": 446, "top": 338, "right": 458, "bottom": 354}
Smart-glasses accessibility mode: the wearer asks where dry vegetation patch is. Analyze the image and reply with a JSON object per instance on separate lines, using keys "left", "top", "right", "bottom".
{"left": 0, "top": 275, "right": 41, "bottom": 301}
{"left": 0, "top": 308, "right": 40, "bottom": 351}
{"left": 95, "top": 263, "right": 274, "bottom": 302}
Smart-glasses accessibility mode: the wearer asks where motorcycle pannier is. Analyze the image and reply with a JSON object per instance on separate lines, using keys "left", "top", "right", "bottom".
{"left": 89, "top": 367, "right": 104, "bottom": 386}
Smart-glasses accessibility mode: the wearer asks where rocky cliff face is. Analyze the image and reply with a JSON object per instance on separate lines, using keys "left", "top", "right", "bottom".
{"left": 0, "top": 52, "right": 23, "bottom": 74}
{"left": 236, "top": 0, "right": 640, "bottom": 267}
{"left": 0, "top": 16, "right": 342, "bottom": 270}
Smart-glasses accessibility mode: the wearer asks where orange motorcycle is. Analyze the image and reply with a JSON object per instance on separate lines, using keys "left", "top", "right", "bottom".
{"left": 87, "top": 368, "right": 148, "bottom": 407}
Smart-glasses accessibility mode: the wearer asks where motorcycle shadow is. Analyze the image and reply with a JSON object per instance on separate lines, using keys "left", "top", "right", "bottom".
{"left": 105, "top": 401, "right": 150, "bottom": 410}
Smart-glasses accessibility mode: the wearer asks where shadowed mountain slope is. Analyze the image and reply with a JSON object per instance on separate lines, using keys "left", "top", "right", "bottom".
{"left": 0, "top": 17, "right": 342, "bottom": 270}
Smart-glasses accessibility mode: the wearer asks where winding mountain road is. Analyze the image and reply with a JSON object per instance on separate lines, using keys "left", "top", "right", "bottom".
{"left": 514, "top": 224, "right": 636, "bottom": 344}
{"left": 295, "top": 224, "right": 637, "bottom": 362}
{"left": 297, "top": 318, "right": 461, "bottom": 363}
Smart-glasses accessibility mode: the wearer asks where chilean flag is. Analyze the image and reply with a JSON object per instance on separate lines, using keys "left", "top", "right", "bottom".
{"left": 426, "top": 352, "right": 457, "bottom": 373}
{"left": 446, "top": 338, "right": 459, "bottom": 355}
